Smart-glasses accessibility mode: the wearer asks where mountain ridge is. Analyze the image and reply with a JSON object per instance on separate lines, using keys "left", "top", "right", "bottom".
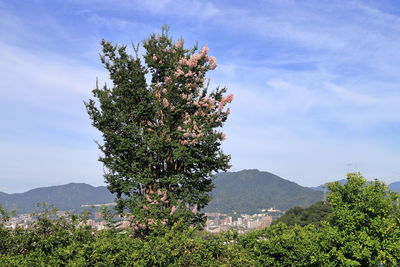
{"left": 204, "top": 169, "right": 323, "bottom": 214}
{"left": 3, "top": 170, "right": 397, "bottom": 215}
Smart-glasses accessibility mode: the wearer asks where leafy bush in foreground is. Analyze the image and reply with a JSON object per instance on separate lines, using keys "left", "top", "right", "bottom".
{"left": 1, "top": 173, "right": 399, "bottom": 266}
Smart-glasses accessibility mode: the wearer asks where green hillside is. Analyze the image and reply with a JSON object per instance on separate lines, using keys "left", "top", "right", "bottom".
{"left": 204, "top": 169, "right": 323, "bottom": 214}
{"left": 0, "top": 183, "right": 115, "bottom": 214}
{"left": 1, "top": 170, "right": 324, "bottom": 215}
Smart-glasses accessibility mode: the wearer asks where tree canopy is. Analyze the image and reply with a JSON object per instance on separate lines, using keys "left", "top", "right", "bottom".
{"left": 85, "top": 26, "right": 232, "bottom": 234}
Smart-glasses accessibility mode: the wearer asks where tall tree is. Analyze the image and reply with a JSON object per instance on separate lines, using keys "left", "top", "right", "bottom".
{"left": 85, "top": 27, "right": 232, "bottom": 235}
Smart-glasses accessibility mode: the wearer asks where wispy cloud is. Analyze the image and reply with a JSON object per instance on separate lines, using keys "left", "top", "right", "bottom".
{"left": 2, "top": 0, "right": 400, "bottom": 192}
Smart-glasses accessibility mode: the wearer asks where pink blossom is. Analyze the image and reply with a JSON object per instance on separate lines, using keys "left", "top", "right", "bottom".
{"left": 152, "top": 55, "right": 157, "bottom": 61}
{"left": 175, "top": 69, "right": 184, "bottom": 77}
{"left": 170, "top": 206, "right": 177, "bottom": 215}
{"left": 220, "top": 133, "right": 226, "bottom": 140}
{"left": 224, "top": 94, "right": 234, "bottom": 103}
{"left": 201, "top": 45, "right": 209, "bottom": 56}
{"left": 188, "top": 54, "right": 201, "bottom": 68}
{"left": 163, "top": 98, "right": 169, "bottom": 108}
{"left": 146, "top": 194, "right": 152, "bottom": 202}
{"left": 179, "top": 58, "right": 187, "bottom": 65}
{"left": 143, "top": 205, "right": 149, "bottom": 210}
{"left": 208, "top": 56, "right": 217, "bottom": 69}
{"left": 218, "top": 94, "right": 234, "bottom": 111}
{"left": 165, "top": 76, "right": 171, "bottom": 83}
{"left": 162, "top": 88, "right": 167, "bottom": 94}
{"left": 175, "top": 39, "right": 183, "bottom": 48}
{"left": 177, "top": 126, "right": 182, "bottom": 131}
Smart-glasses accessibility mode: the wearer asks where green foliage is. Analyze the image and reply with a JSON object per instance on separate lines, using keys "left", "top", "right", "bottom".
{"left": 85, "top": 26, "right": 232, "bottom": 232}
{"left": 1, "top": 173, "right": 399, "bottom": 266}
{"left": 233, "top": 173, "right": 400, "bottom": 266}
{"left": 272, "top": 201, "right": 331, "bottom": 227}
{"left": 323, "top": 172, "right": 400, "bottom": 266}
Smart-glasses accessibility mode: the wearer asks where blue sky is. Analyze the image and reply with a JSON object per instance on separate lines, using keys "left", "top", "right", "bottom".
{"left": 2, "top": 0, "right": 400, "bottom": 193}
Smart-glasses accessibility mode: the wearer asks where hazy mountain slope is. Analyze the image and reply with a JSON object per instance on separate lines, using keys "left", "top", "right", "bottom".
{"left": 205, "top": 169, "right": 323, "bottom": 214}
{"left": 389, "top": 182, "right": 400, "bottom": 193}
{"left": 0, "top": 183, "right": 115, "bottom": 214}
{"left": 1, "top": 170, "right": 333, "bottom": 215}
{"left": 312, "top": 180, "right": 400, "bottom": 194}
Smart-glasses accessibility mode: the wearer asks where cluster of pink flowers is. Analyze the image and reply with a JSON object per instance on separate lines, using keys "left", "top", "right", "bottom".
{"left": 144, "top": 188, "right": 170, "bottom": 206}
{"left": 201, "top": 45, "right": 209, "bottom": 57}
{"left": 193, "top": 96, "right": 216, "bottom": 109}
{"left": 170, "top": 205, "right": 177, "bottom": 215}
{"left": 220, "top": 133, "right": 226, "bottom": 140}
{"left": 175, "top": 69, "right": 185, "bottom": 76}
{"left": 178, "top": 113, "right": 207, "bottom": 145}
{"left": 175, "top": 39, "right": 183, "bottom": 48}
{"left": 208, "top": 56, "right": 217, "bottom": 70}
{"left": 180, "top": 93, "right": 193, "bottom": 100}
{"left": 218, "top": 94, "right": 234, "bottom": 111}
{"left": 129, "top": 215, "right": 147, "bottom": 231}
{"left": 163, "top": 98, "right": 169, "bottom": 108}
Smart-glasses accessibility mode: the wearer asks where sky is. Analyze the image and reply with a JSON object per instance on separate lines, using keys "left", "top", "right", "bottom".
{"left": 2, "top": 0, "right": 400, "bottom": 193}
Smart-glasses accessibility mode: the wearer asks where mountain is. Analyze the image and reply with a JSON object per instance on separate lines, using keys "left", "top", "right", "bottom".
{"left": 0, "top": 183, "right": 115, "bottom": 214}
{"left": 389, "top": 182, "right": 400, "bottom": 193}
{"left": 311, "top": 179, "right": 347, "bottom": 192}
{"left": 204, "top": 169, "right": 323, "bottom": 214}
{"left": 1, "top": 170, "right": 324, "bottom": 215}
{"left": 312, "top": 180, "right": 400, "bottom": 194}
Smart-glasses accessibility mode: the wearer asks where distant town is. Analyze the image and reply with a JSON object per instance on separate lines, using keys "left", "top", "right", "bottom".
{"left": 4, "top": 207, "right": 284, "bottom": 233}
{"left": 205, "top": 208, "right": 283, "bottom": 233}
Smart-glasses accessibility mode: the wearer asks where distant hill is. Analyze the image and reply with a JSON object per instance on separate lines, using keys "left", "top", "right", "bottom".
{"left": 389, "top": 182, "right": 400, "bottom": 194}
{"left": 0, "top": 183, "right": 115, "bottom": 214}
{"left": 311, "top": 180, "right": 400, "bottom": 194}
{"left": 311, "top": 179, "right": 347, "bottom": 192}
{"left": 1, "top": 170, "right": 325, "bottom": 215}
{"left": 204, "top": 169, "right": 323, "bottom": 214}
